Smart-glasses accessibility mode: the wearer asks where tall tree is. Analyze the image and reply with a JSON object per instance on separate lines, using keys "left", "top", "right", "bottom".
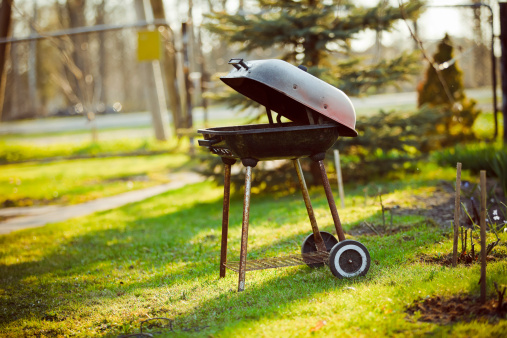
{"left": 134, "top": 0, "right": 169, "bottom": 141}
{"left": 204, "top": 0, "right": 424, "bottom": 186}
{"left": 0, "top": 0, "right": 13, "bottom": 121}
{"left": 206, "top": 0, "right": 424, "bottom": 96}
{"left": 470, "top": 0, "right": 488, "bottom": 87}
{"left": 95, "top": 0, "right": 107, "bottom": 105}
{"left": 65, "top": 0, "right": 93, "bottom": 107}
{"left": 150, "top": 0, "right": 183, "bottom": 133}
{"left": 417, "top": 34, "right": 465, "bottom": 107}
{"left": 417, "top": 34, "right": 480, "bottom": 146}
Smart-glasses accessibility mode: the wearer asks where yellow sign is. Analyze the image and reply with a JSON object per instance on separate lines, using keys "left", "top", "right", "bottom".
{"left": 137, "top": 30, "right": 161, "bottom": 61}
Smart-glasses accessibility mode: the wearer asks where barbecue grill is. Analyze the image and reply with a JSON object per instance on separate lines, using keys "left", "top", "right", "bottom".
{"left": 198, "top": 58, "right": 371, "bottom": 292}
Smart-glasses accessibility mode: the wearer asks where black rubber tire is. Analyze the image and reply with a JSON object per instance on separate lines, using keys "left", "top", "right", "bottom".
{"left": 301, "top": 231, "right": 338, "bottom": 268}
{"left": 328, "top": 240, "right": 370, "bottom": 278}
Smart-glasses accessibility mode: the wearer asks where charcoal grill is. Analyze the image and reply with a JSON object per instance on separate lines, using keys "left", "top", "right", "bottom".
{"left": 198, "top": 58, "right": 371, "bottom": 292}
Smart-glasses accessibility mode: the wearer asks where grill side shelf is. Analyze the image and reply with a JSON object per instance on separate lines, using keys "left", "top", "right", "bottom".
{"left": 224, "top": 251, "right": 330, "bottom": 272}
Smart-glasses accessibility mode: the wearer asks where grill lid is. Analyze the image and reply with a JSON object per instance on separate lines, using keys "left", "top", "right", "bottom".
{"left": 221, "top": 59, "right": 357, "bottom": 137}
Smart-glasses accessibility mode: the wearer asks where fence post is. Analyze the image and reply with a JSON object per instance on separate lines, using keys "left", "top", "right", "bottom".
{"left": 452, "top": 162, "right": 462, "bottom": 267}
{"left": 480, "top": 170, "right": 487, "bottom": 303}
{"left": 333, "top": 149, "right": 345, "bottom": 209}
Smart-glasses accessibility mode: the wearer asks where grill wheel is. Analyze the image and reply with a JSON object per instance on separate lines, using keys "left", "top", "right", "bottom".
{"left": 329, "top": 240, "right": 371, "bottom": 278}
{"left": 301, "top": 231, "right": 338, "bottom": 268}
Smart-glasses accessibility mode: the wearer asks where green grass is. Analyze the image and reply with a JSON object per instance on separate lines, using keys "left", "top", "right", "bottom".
{"left": 0, "top": 154, "right": 191, "bottom": 207}
{"left": 1, "top": 169, "right": 506, "bottom": 337}
{"left": 0, "top": 137, "right": 182, "bottom": 164}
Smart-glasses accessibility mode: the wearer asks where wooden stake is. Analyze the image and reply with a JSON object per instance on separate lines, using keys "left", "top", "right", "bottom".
{"left": 480, "top": 170, "right": 487, "bottom": 303}
{"left": 453, "top": 163, "right": 462, "bottom": 267}
{"left": 333, "top": 149, "right": 345, "bottom": 209}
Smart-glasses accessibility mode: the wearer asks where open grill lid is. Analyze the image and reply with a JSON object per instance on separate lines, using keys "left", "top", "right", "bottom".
{"left": 221, "top": 59, "right": 357, "bottom": 137}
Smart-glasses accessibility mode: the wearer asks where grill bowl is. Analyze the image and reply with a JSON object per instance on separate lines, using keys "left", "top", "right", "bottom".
{"left": 198, "top": 123, "right": 339, "bottom": 161}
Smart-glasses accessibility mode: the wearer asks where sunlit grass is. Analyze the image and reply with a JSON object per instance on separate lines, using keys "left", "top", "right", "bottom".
{"left": 0, "top": 154, "right": 191, "bottom": 207}
{"left": 0, "top": 136, "right": 187, "bottom": 164}
{"left": 1, "top": 174, "right": 506, "bottom": 337}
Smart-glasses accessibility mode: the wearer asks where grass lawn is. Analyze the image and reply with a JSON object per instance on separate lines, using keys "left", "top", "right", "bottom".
{"left": 0, "top": 154, "right": 191, "bottom": 207}
{"left": 1, "top": 165, "right": 506, "bottom": 337}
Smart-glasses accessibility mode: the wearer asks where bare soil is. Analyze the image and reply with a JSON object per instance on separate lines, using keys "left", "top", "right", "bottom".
{"left": 406, "top": 295, "right": 507, "bottom": 325}
{"left": 348, "top": 179, "right": 506, "bottom": 237}
{"left": 348, "top": 180, "right": 507, "bottom": 325}
{"left": 418, "top": 252, "right": 506, "bottom": 267}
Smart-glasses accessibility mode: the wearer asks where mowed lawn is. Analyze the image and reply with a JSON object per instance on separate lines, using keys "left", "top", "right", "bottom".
{"left": 1, "top": 165, "right": 506, "bottom": 337}
{"left": 0, "top": 154, "right": 190, "bottom": 207}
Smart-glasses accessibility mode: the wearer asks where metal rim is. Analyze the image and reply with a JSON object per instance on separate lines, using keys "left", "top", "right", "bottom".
{"left": 329, "top": 240, "right": 370, "bottom": 278}
{"left": 197, "top": 123, "right": 337, "bottom": 136}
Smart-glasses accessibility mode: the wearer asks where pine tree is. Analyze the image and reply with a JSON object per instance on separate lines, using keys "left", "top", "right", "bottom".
{"left": 417, "top": 33, "right": 465, "bottom": 107}
{"left": 417, "top": 34, "right": 480, "bottom": 146}
{"left": 202, "top": 0, "right": 426, "bottom": 189}
{"left": 205, "top": 0, "right": 424, "bottom": 95}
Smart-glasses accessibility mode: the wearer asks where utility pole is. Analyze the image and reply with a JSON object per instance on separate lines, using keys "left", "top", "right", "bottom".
{"left": 500, "top": 2, "right": 507, "bottom": 143}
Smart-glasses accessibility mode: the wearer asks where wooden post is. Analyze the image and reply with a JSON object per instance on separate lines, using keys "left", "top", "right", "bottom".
{"left": 452, "top": 163, "right": 462, "bottom": 267}
{"left": 333, "top": 149, "right": 345, "bottom": 209}
{"left": 480, "top": 170, "right": 487, "bottom": 303}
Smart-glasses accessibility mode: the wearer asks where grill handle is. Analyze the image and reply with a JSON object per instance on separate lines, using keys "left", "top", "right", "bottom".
{"left": 198, "top": 138, "right": 220, "bottom": 147}
{"left": 229, "top": 58, "right": 249, "bottom": 70}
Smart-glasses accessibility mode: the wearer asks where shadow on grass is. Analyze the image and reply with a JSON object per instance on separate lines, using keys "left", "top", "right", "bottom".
{"left": 0, "top": 180, "right": 441, "bottom": 335}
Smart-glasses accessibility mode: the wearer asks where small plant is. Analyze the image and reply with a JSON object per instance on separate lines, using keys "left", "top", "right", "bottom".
{"left": 459, "top": 202, "right": 504, "bottom": 262}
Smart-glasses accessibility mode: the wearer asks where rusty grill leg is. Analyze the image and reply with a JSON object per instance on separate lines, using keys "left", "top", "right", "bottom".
{"left": 317, "top": 160, "right": 346, "bottom": 241}
{"left": 220, "top": 162, "right": 233, "bottom": 278}
{"left": 238, "top": 166, "right": 253, "bottom": 292}
{"left": 293, "top": 159, "right": 327, "bottom": 252}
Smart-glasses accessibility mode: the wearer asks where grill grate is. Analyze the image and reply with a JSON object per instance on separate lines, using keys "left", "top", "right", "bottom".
{"left": 224, "top": 251, "right": 329, "bottom": 272}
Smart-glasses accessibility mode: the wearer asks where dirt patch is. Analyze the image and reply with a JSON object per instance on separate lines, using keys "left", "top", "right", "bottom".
{"left": 406, "top": 294, "right": 507, "bottom": 324}
{"left": 348, "top": 182, "right": 456, "bottom": 237}
{"left": 347, "top": 222, "right": 423, "bottom": 237}
{"left": 418, "top": 252, "right": 506, "bottom": 267}
{"left": 1, "top": 197, "right": 55, "bottom": 208}
{"left": 348, "top": 179, "right": 506, "bottom": 237}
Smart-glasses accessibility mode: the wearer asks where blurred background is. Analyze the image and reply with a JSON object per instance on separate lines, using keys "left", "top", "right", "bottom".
{"left": 0, "top": 0, "right": 506, "bottom": 204}
{"left": 0, "top": 0, "right": 502, "bottom": 130}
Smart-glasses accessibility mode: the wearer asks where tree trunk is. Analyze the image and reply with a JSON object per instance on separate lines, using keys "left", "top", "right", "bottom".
{"left": 500, "top": 2, "right": 507, "bottom": 144}
{"left": 0, "top": 0, "right": 13, "bottom": 121}
{"left": 28, "top": 3, "right": 39, "bottom": 117}
{"left": 471, "top": 0, "right": 487, "bottom": 87}
{"left": 66, "top": 0, "right": 93, "bottom": 107}
{"left": 134, "top": 0, "right": 168, "bottom": 141}
{"left": 150, "top": 0, "right": 182, "bottom": 133}
{"left": 95, "top": 0, "right": 107, "bottom": 105}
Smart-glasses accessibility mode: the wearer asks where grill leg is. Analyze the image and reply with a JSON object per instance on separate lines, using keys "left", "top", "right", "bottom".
{"left": 317, "top": 160, "right": 346, "bottom": 241}
{"left": 293, "top": 159, "right": 327, "bottom": 252}
{"left": 238, "top": 165, "right": 253, "bottom": 292}
{"left": 220, "top": 162, "right": 233, "bottom": 278}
